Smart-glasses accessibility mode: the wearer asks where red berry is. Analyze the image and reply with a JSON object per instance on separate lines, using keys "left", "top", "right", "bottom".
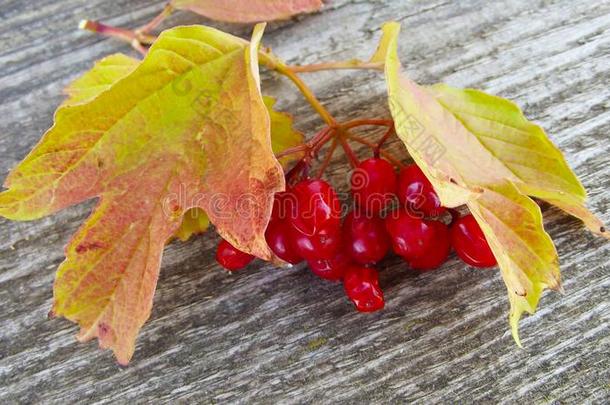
{"left": 450, "top": 214, "right": 497, "bottom": 268}
{"left": 408, "top": 220, "right": 451, "bottom": 271}
{"left": 307, "top": 249, "right": 351, "bottom": 281}
{"left": 216, "top": 239, "right": 254, "bottom": 271}
{"left": 343, "top": 266, "right": 384, "bottom": 312}
{"left": 290, "top": 226, "right": 341, "bottom": 261}
{"left": 292, "top": 179, "right": 342, "bottom": 236}
{"left": 265, "top": 220, "right": 302, "bottom": 264}
{"left": 385, "top": 210, "right": 435, "bottom": 260}
{"left": 351, "top": 158, "right": 397, "bottom": 213}
{"left": 397, "top": 164, "right": 446, "bottom": 217}
{"left": 343, "top": 211, "right": 390, "bottom": 265}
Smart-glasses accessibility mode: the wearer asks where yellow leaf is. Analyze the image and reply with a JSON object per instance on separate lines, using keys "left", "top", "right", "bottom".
{"left": 378, "top": 21, "right": 606, "bottom": 344}
{"left": 466, "top": 181, "right": 560, "bottom": 346}
{"left": 429, "top": 84, "right": 607, "bottom": 238}
{"left": 1, "top": 24, "right": 283, "bottom": 364}
{"left": 264, "top": 96, "right": 304, "bottom": 166}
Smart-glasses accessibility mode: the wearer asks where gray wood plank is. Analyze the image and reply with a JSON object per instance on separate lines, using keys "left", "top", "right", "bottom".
{"left": 0, "top": 0, "right": 608, "bottom": 403}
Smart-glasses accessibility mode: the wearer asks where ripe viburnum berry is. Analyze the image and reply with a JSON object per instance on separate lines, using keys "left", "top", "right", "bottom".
{"left": 450, "top": 214, "right": 497, "bottom": 268}
{"left": 216, "top": 239, "right": 255, "bottom": 271}
{"left": 291, "top": 179, "right": 342, "bottom": 236}
{"left": 385, "top": 210, "right": 450, "bottom": 271}
{"left": 307, "top": 248, "right": 351, "bottom": 281}
{"left": 343, "top": 266, "right": 384, "bottom": 312}
{"left": 343, "top": 211, "right": 390, "bottom": 265}
{"left": 397, "top": 164, "right": 446, "bottom": 217}
{"left": 385, "top": 210, "right": 435, "bottom": 260}
{"left": 350, "top": 158, "right": 397, "bottom": 213}
{"left": 265, "top": 220, "right": 302, "bottom": 264}
{"left": 290, "top": 226, "right": 341, "bottom": 261}
{"left": 408, "top": 220, "right": 451, "bottom": 271}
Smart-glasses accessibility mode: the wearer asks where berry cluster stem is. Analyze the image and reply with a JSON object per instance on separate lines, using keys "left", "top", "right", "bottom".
{"left": 316, "top": 138, "right": 339, "bottom": 178}
{"left": 348, "top": 134, "right": 404, "bottom": 169}
{"left": 271, "top": 64, "right": 336, "bottom": 127}
{"left": 338, "top": 132, "right": 360, "bottom": 168}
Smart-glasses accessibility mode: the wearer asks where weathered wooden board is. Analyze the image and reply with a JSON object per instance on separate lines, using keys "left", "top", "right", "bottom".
{"left": 0, "top": 0, "right": 609, "bottom": 402}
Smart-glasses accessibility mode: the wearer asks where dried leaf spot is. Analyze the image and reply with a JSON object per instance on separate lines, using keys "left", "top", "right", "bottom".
{"left": 75, "top": 241, "right": 106, "bottom": 254}
{"left": 98, "top": 322, "right": 110, "bottom": 338}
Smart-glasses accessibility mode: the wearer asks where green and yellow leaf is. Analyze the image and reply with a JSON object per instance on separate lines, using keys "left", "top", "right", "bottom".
{"left": 60, "top": 57, "right": 302, "bottom": 244}
{"left": 265, "top": 96, "right": 304, "bottom": 166}
{"left": 429, "top": 84, "right": 607, "bottom": 237}
{"left": 378, "top": 21, "right": 606, "bottom": 344}
{"left": 0, "top": 23, "right": 284, "bottom": 364}
{"left": 171, "top": 0, "right": 323, "bottom": 23}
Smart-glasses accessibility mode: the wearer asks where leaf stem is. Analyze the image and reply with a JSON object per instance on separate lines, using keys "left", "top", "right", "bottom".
{"left": 79, "top": 19, "right": 154, "bottom": 55}
{"left": 286, "top": 60, "right": 383, "bottom": 73}
{"left": 136, "top": 3, "right": 173, "bottom": 35}
{"left": 79, "top": 19, "right": 135, "bottom": 43}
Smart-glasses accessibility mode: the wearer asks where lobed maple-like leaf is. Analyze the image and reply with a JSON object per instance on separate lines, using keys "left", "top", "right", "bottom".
{"left": 60, "top": 53, "right": 302, "bottom": 243}
{"left": 171, "top": 0, "right": 323, "bottom": 23}
{"left": 377, "top": 22, "right": 607, "bottom": 344}
{"left": 0, "top": 23, "right": 288, "bottom": 364}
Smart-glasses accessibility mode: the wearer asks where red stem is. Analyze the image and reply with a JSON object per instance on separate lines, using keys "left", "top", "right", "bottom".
{"left": 275, "top": 144, "right": 309, "bottom": 159}
{"left": 375, "top": 125, "right": 395, "bottom": 157}
{"left": 348, "top": 134, "right": 404, "bottom": 168}
{"left": 311, "top": 128, "right": 335, "bottom": 156}
{"left": 136, "top": 3, "right": 173, "bottom": 35}
{"left": 80, "top": 19, "right": 136, "bottom": 43}
{"left": 79, "top": 19, "right": 156, "bottom": 56}
{"left": 316, "top": 138, "right": 338, "bottom": 178}
{"left": 338, "top": 135, "right": 359, "bottom": 168}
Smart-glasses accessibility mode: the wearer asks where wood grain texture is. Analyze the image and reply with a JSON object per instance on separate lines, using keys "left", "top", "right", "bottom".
{"left": 0, "top": 0, "right": 609, "bottom": 402}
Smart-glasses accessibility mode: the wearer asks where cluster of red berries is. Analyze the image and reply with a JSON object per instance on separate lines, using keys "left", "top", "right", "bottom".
{"left": 216, "top": 159, "right": 497, "bottom": 312}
